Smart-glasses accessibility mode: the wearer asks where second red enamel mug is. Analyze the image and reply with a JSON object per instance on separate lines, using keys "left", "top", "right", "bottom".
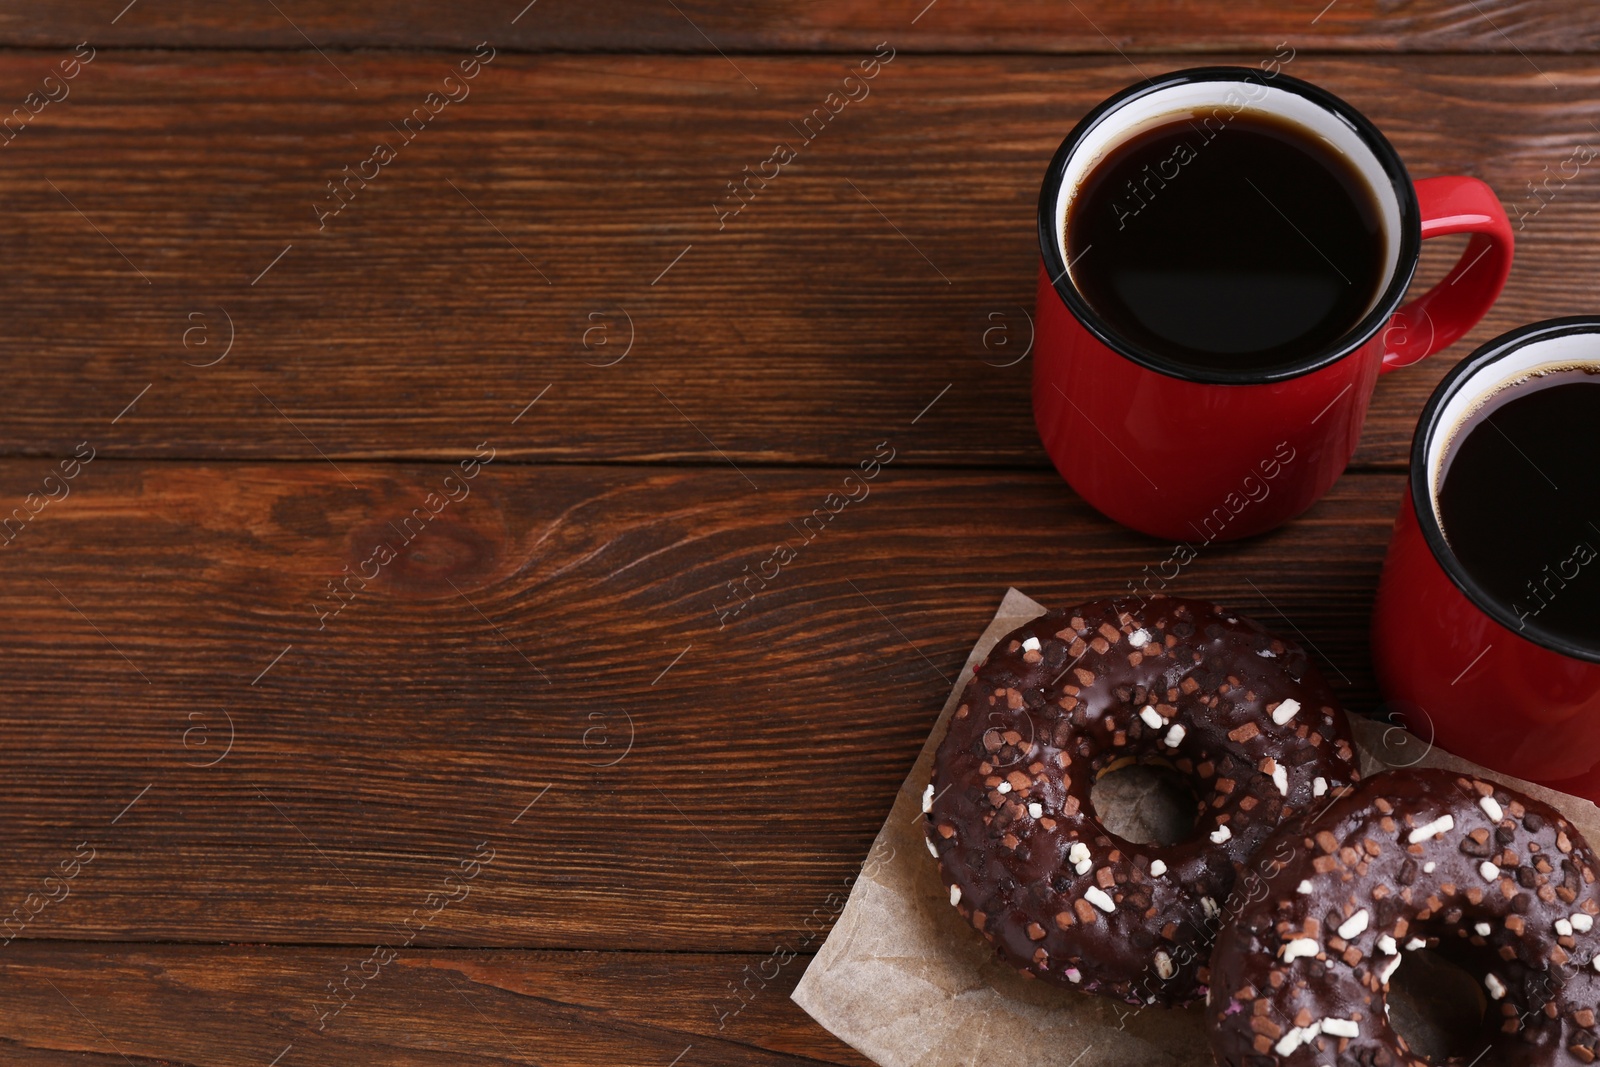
{"left": 1373, "top": 317, "right": 1600, "bottom": 802}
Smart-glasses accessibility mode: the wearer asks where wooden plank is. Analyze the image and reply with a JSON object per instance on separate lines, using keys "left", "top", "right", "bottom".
{"left": 0, "top": 0, "right": 1597, "bottom": 53}
{"left": 0, "top": 943, "right": 870, "bottom": 1066}
{"left": 0, "top": 53, "right": 1590, "bottom": 469}
{"left": 0, "top": 460, "right": 1400, "bottom": 948}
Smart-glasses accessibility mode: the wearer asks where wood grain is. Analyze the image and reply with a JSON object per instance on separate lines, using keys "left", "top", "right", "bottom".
{"left": 0, "top": 0, "right": 1597, "bottom": 54}
{"left": 0, "top": 53, "right": 1591, "bottom": 469}
{"left": 0, "top": 460, "right": 1400, "bottom": 949}
{"left": 0, "top": 943, "right": 870, "bottom": 1066}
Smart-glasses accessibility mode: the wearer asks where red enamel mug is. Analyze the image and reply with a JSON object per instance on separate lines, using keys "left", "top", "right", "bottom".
{"left": 1034, "top": 67, "right": 1513, "bottom": 542}
{"left": 1372, "top": 317, "right": 1600, "bottom": 803}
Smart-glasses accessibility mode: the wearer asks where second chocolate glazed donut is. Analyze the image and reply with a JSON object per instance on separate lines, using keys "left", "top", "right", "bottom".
{"left": 1209, "top": 769, "right": 1600, "bottom": 1067}
{"left": 926, "top": 596, "right": 1361, "bottom": 1006}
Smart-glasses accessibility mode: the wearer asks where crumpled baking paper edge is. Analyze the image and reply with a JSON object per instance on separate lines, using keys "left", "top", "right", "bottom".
{"left": 792, "top": 587, "right": 1600, "bottom": 1067}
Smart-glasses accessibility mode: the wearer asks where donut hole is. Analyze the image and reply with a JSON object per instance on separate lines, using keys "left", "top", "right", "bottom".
{"left": 1089, "top": 761, "right": 1200, "bottom": 846}
{"left": 1386, "top": 946, "right": 1491, "bottom": 1064}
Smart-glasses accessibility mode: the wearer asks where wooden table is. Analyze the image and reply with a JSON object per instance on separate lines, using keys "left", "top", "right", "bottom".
{"left": 2, "top": 2, "right": 1595, "bottom": 1063}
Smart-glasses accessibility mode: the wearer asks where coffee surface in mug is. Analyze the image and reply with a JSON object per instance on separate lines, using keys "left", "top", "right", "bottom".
{"left": 1437, "top": 367, "right": 1600, "bottom": 651}
{"left": 1064, "top": 110, "right": 1385, "bottom": 374}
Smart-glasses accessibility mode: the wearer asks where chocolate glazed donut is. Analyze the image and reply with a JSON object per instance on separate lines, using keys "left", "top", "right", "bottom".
{"left": 1209, "top": 770, "right": 1600, "bottom": 1067}
{"left": 925, "top": 597, "right": 1361, "bottom": 1006}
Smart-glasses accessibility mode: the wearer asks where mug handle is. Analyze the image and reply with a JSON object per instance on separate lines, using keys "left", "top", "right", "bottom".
{"left": 1380, "top": 176, "right": 1514, "bottom": 373}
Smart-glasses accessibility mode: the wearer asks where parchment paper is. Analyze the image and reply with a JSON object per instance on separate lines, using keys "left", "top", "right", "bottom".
{"left": 792, "top": 588, "right": 1600, "bottom": 1067}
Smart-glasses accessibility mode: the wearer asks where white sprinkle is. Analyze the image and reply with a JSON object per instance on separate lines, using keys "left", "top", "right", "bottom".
{"left": 1474, "top": 922, "right": 1492, "bottom": 936}
{"left": 1573, "top": 914, "right": 1595, "bottom": 932}
{"left": 1594, "top": 957, "right": 1600, "bottom": 974}
{"left": 1479, "top": 796, "right": 1504, "bottom": 822}
{"left": 1272, "top": 765, "right": 1288, "bottom": 795}
{"left": 1149, "top": 860, "right": 1167, "bottom": 877}
{"left": 1314, "top": 777, "right": 1328, "bottom": 798}
{"left": 1128, "top": 628, "right": 1151, "bottom": 648}
{"left": 997, "top": 781, "right": 1012, "bottom": 794}
{"left": 1140, "top": 705, "right": 1163, "bottom": 730}
{"left": 1027, "top": 802, "right": 1043, "bottom": 819}
{"left": 926, "top": 837, "right": 938, "bottom": 857}
{"left": 1085, "top": 886, "right": 1116, "bottom": 913}
{"left": 1164, "top": 724, "right": 1186, "bottom": 748}
{"left": 1423, "top": 862, "right": 1436, "bottom": 874}
{"left": 922, "top": 784, "right": 935, "bottom": 813}
{"left": 1154, "top": 950, "right": 1175, "bottom": 979}
{"left": 1201, "top": 897, "right": 1220, "bottom": 919}
{"left": 1322, "top": 1018, "right": 1360, "bottom": 1039}
{"left": 1065, "top": 966, "right": 1082, "bottom": 983}
{"left": 1406, "top": 938, "right": 1426, "bottom": 950}
{"left": 1282, "top": 938, "right": 1320, "bottom": 962}
{"left": 1209, "top": 825, "right": 1232, "bottom": 845}
{"left": 1337, "top": 910, "right": 1369, "bottom": 940}
{"left": 1480, "top": 861, "right": 1501, "bottom": 882}
{"left": 1256, "top": 649, "right": 1276, "bottom": 658}
{"left": 1485, "top": 973, "right": 1507, "bottom": 1000}
{"left": 1069, "top": 841, "right": 1092, "bottom": 875}
{"left": 1022, "top": 635, "right": 1041, "bottom": 652}
{"left": 1271, "top": 698, "right": 1301, "bottom": 726}
{"left": 1557, "top": 919, "right": 1574, "bottom": 937}
{"left": 1409, "top": 814, "right": 1455, "bottom": 843}
{"left": 1377, "top": 935, "right": 1397, "bottom": 955}
{"left": 1297, "top": 879, "right": 1314, "bottom": 894}
{"left": 950, "top": 884, "right": 961, "bottom": 906}
{"left": 1378, "top": 954, "right": 1403, "bottom": 984}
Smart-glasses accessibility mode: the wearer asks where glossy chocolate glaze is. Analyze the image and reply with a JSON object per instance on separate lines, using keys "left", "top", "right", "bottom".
{"left": 1209, "top": 770, "right": 1600, "bottom": 1067}
{"left": 926, "top": 597, "right": 1360, "bottom": 1006}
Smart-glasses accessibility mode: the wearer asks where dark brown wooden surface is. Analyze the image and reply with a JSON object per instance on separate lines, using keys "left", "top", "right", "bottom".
{"left": 0, "top": 463, "right": 1398, "bottom": 947}
{"left": 0, "top": 943, "right": 876, "bottom": 1066}
{"left": 0, "top": 52, "right": 1593, "bottom": 469}
{"left": 1, "top": 5, "right": 1592, "bottom": 1064}
{"left": 1, "top": 0, "right": 1599, "bottom": 53}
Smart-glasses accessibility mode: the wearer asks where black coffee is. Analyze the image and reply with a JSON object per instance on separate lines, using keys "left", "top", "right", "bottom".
{"left": 1064, "top": 110, "right": 1386, "bottom": 374}
{"left": 1437, "top": 368, "right": 1600, "bottom": 651}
